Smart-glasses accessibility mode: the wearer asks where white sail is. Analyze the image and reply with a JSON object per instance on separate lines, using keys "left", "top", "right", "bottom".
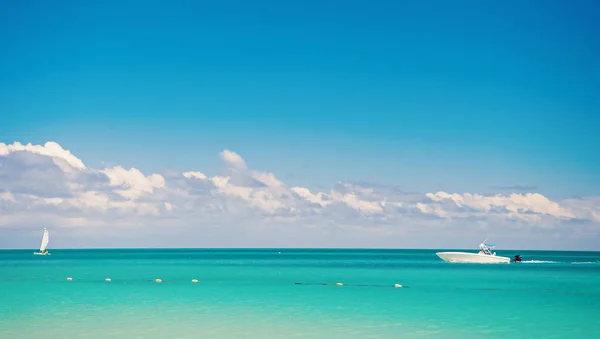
{"left": 39, "top": 229, "right": 49, "bottom": 252}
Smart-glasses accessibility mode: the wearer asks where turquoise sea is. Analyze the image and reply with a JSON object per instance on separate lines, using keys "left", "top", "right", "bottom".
{"left": 1, "top": 249, "right": 599, "bottom": 338}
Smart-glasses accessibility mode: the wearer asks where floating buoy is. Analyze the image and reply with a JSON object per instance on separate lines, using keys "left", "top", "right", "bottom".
{"left": 191, "top": 279, "right": 199, "bottom": 283}
{"left": 155, "top": 279, "right": 162, "bottom": 283}
{"left": 105, "top": 278, "right": 111, "bottom": 282}
{"left": 335, "top": 282, "right": 343, "bottom": 286}
{"left": 394, "top": 283, "right": 403, "bottom": 288}
{"left": 66, "top": 277, "right": 72, "bottom": 281}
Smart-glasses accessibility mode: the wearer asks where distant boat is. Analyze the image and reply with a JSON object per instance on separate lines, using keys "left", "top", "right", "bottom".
{"left": 436, "top": 240, "right": 517, "bottom": 264}
{"left": 33, "top": 228, "right": 50, "bottom": 255}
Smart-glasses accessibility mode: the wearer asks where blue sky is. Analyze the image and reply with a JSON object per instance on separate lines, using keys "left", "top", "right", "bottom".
{"left": 2, "top": 0, "right": 599, "bottom": 197}
{"left": 1, "top": 1, "right": 599, "bottom": 249}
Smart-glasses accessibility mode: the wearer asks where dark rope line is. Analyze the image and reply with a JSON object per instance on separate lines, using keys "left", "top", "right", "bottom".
{"left": 294, "top": 282, "right": 407, "bottom": 288}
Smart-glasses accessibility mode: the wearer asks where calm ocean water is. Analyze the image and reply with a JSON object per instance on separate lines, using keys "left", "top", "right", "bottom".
{"left": 1, "top": 248, "right": 599, "bottom": 338}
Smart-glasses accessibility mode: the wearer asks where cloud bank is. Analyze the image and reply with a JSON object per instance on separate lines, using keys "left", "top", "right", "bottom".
{"left": 1, "top": 142, "right": 599, "bottom": 249}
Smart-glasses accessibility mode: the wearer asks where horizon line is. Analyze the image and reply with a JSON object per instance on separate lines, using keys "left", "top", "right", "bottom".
{"left": 1, "top": 246, "right": 597, "bottom": 252}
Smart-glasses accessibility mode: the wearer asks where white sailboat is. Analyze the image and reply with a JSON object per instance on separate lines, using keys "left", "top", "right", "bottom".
{"left": 33, "top": 228, "right": 50, "bottom": 255}
{"left": 436, "top": 239, "right": 513, "bottom": 264}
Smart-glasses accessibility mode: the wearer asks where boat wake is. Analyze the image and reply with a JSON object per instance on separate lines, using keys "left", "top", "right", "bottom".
{"left": 520, "top": 260, "right": 599, "bottom": 264}
{"left": 571, "top": 261, "right": 599, "bottom": 265}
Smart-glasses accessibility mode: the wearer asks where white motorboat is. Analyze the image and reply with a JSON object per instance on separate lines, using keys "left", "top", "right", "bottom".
{"left": 436, "top": 241, "right": 513, "bottom": 264}
{"left": 33, "top": 228, "right": 51, "bottom": 255}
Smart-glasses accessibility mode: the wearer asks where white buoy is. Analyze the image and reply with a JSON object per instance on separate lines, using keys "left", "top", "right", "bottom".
{"left": 394, "top": 283, "right": 403, "bottom": 288}
{"left": 105, "top": 278, "right": 111, "bottom": 282}
{"left": 155, "top": 279, "right": 163, "bottom": 283}
{"left": 66, "top": 277, "right": 73, "bottom": 281}
{"left": 335, "top": 282, "right": 343, "bottom": 286}
{"left": 191, "top": 279, "right": 199, "bottom": 283}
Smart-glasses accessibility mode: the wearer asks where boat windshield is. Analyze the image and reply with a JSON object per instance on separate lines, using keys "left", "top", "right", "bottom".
{"left": 479, "top": 243, "right": 495, "bottom": 255}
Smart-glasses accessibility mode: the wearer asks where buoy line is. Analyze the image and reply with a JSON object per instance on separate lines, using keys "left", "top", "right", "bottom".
{"left": 62, "top": 278, "right": 197, "bottom": 283}
{"left": 61, "top": 278, "right": 405, "bottom": 288}
{"left": 293, "top": 282, "right": 406, "bottom": 288}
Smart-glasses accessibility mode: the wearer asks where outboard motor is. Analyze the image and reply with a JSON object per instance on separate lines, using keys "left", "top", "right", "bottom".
{"left": 512, "top": 255, "right": 522, "bottom": 262}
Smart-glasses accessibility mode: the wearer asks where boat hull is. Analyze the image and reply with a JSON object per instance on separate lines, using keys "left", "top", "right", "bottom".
{"left": 33, "top": 252, "right": 50, "bottom": 255}
{"left": 436, "top": 251, "right": 510, "bottom": 264}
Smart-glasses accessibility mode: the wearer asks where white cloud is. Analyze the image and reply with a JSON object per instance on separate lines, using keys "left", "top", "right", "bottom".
{"left": 290, "top": 186, "right": 329, "bottom": 206}
{"left": 183, "top": 171, "right": 207, "bottom": 180}
{"left": 424, "top": 191, "right": 576, "bottom": 221}
{"left": 101, "top": 166, "right": 165, "bottom": 200}
{"left": 561, "top": 196, "right": 600, "bottom": 223}
{"left": 251, "top": 171, "right": 283, "bottom": 187}
{"left": 0, "top": 141, "right": 599, "bottom": 249}
{"left": 0, "top": 191, "right": 16, "bottom": 202}
{"left": 0, "top": 141, "right": 86, "bottom": 169}
{"left": 290, "top": 185, "right": 384, "bottom": 215}
{"left": 220, "top": 149, "right": 246, "bottom": 169}
{"left": 332, "top": 193, "right": 384, "bottom": 214}
{"left": 416, "top": 202, "right": 448, "bottom": 218}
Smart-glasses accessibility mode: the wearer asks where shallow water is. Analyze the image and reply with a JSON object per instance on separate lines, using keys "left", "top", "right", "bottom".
{"left": 1, "top": 249, "right": 599, "bottom": 338}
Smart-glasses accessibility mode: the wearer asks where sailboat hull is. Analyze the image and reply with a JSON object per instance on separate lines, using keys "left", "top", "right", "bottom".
{"left": 436, "top": 251, "right": 510, "bottom": 264}
{"left": 33, "top": 252, "right": 50, "bottom": 255}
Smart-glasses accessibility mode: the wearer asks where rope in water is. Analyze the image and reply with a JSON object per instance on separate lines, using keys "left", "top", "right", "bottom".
{"left": 61, "top": 278, "right": 405, "bottom": 287}
{"left": 294, "top": 282, "right": 406, "bottom": 288}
